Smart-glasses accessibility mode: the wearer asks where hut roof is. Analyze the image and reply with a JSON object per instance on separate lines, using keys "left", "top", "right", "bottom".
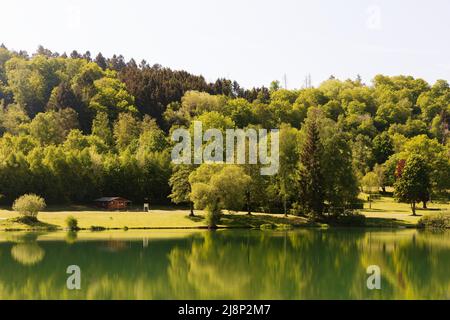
{"left": 94, "top": 197, "right": 131, "bottom": 202}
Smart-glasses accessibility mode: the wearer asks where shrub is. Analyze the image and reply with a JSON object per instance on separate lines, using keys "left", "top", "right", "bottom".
{"left": 418, "top": 212, "right": 450, "bottom": 229}
{"left": 290, "top": 202, "right": 304, "bottom": 216}
{"left": 260, "top": 223, "right": 275, "bottom": 230}
{"left": 12, "top": 194, "right": 46, "bottom": 221}
{"left": 65, "top": 216, "right": 79, "bottom": 231}
{"left": 90, "top": 225, "right": 106, "bottom": 231}
{"left": 330, "top": 212, "right": 366, "bottom": 226}
{"left": 276, "top": 224, "right": 293, "bottom": 230}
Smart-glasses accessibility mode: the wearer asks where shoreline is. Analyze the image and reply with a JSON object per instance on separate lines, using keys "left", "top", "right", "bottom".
{"left": 0, "top": 221, "right": 424, "bottom": 232}
{"left": 1, "top": 199, "right": 448, "bottom": 232}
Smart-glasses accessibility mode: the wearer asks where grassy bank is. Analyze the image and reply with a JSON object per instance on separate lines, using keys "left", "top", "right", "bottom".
{"left": 0, "top": 207, "right": 314, "bottom": 231}
{"left": 0, "top": 196, "right": 448, "bottom": 231}
{"left": 360, "top": 196, "right": 449, "bottom": 227}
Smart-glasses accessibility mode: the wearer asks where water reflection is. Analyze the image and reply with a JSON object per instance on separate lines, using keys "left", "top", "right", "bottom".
{"left": 11, "top": 243, "right": 45, "bottom": 266}
{"left": 7, "top": 232, "right": 46, "bottom": 266}
{"left": 0, "top": 229, "right": 448, "bottom": 299}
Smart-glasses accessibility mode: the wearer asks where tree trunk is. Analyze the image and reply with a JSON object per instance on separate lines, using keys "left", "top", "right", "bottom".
{"left": 422, "top": 200, "right": 427, "bottom": 209}
{"left": 189, "top": 202, "right": 194, "bottom": 217}
{"left": 283, "top": 197, "right": 288, "bottom": 217}
{"left": 411, "top": 202, "right": 417, "bottom": 216}
{"left": 246, "top": 191, "right": 251, "bottom": 215}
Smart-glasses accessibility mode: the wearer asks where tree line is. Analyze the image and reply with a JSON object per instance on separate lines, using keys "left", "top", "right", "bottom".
{"left": 0, "top": 45, "right": 449, "bottom": 222}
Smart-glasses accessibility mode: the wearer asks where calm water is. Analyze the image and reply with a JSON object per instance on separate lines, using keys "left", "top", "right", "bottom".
{"left": 0, "top": 228, "right": 449, "bottom": 300}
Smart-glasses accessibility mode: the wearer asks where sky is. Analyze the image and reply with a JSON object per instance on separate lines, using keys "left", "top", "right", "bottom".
{"left": 2, "top": 0, "right": 450, "bottom": 89}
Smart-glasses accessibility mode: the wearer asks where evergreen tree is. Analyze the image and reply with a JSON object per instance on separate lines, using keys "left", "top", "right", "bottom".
{"left": 298, "top": 108, "right": 325, "bottom": 217}
{"left": 94, "top": 53, "right": 107, "bottom": 70}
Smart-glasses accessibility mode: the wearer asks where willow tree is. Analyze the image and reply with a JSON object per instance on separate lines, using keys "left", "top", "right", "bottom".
{"left": 189, "top": 165, "right": 251, "bottom": 228}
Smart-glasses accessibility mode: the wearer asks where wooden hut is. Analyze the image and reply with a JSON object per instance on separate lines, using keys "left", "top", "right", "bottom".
{"left": 94, "top": 197, "right": 131, "bottom": 210}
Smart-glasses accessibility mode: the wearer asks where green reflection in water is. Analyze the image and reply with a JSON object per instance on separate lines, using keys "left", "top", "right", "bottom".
{"left": 0, "top": 229, "right": 449, "bottom": 300}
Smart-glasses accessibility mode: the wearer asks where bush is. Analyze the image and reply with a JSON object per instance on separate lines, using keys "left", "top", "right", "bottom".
{"left": 260, "top": 223, "right": 275, "bottom": 230}
{"left": 275, "top": 223, "right": 293, "bottom": 230}
{"left": 90, "top": 225, "right": 106, "bottom": 231}
{"left": 329, "top": 212, "right": 366, "bottom": 226}
{"left": 418, "top": 212, "right": 450, "bottom": 229}
{"left": 290, "top": 202, "right": 304, "bottom": 216}
{"left": 65, "top": 216, "right": 79, "bottom": 231}
{"left": 12, "top": 194, "right": 46, "bottom": 220}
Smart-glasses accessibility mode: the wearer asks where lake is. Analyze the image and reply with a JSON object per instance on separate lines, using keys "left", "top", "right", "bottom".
{"left": 0, "top": 228, "right": 449, "bottom": 300}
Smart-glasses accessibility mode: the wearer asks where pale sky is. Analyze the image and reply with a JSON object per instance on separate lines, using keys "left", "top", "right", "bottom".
{"left": 2, "top": 0, "right": 450, "bottom": 88}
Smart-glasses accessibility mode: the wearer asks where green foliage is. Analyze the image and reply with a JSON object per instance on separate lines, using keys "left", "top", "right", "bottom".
{"left": 361, "top": 171, "right": 379, "bottom": 194}
{"left": 29, "top": 109, "right": 78, "bottom": 145}
{"left": 169, "top": 165, "right": 193, "bottom": 203}
{"left": 260, "top": 223, "right": 275, "bottom": 230}
{"left": 189, "top": 165, "right": 251, "bottom": 227}
{"left": 372, "top": 131, "right": 394, "bottom": 164}
{"left": 321, "top": 120, "right": 359, "bottom": 209}
{"left": 330, "top": 212, "right": 366, "bottom": 226}
{"left": 418, "top": 212, "right": 450, "bottom": 229}
{"left": 169, "top": 165, "right": 195, "bottom": 215}
{"left": 0, "top": 103, "right": 30, "bottom": 135}
{"left": 298, "top": 108, "right": 325, "bottom": 217}
{"left": 12, "top": 194, "right": 46, "bottom": 219}
{"left": 65, "top": 215, "right": 79, "bottom": 230}
{"left": 91, "top": 111, "right": 113, "bottom": 145}
{"left": 204, "top": 204, "right": 221, "bottom": 229}
{"left": 89, "top": 76, "right": 137, "bottom": 119}
{"left": 273, "top": 124, "right": 300, "bottom": 215}
{"left": 89, "top": 225, "right": 106, "bottom": 231}
{"left": 113, "top": 113, "right": 141, "bottom": 150}
{"left": 0, "top": 45, "right": 449, "bottom": 217}
{"left": 394, "top": 154, "right": 431, "bottom": 215}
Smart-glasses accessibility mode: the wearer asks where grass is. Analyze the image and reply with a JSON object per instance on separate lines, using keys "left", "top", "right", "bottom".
{"left": 0, "top": 216, "right": 59, "bottom": 231}
{"left": 360, "top": 195, "right": 449, "bottom": 227}
{"left": 0, "top": 206, "right": 314, "bottom": 231}
{"left": 0, "top": 196, "right": 448, "bottom": 231}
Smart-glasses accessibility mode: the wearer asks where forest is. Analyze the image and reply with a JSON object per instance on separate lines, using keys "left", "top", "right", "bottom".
{"left": 0, "top": 45, "right": 449, "bottom": 220}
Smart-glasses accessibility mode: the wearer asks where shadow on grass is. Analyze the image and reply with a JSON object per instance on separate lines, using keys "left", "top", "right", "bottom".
{"left": 3, "top": 217, "right": 59, "bottom": 231}
{"left": 219, "top": 213, "right": 312, "bottom": 228}
{"left": 185, "top": 215, "right": 205, "bottom": 222}
{"left": 42, "top": 205, "right": 192, "bottom": 213}
{"left": 417, "top": 208, "right": 443, "bottom": 211}
{"left": 365, "top": 217, "right": 412, "bottom": 228}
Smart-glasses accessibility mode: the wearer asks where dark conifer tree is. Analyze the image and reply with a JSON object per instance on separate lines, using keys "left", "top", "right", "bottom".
{"left": 70, "top": 50, "right": 82, "bottom": 59}
{"left": 298, "top": 109, "right": 325, "bottom": 217}
{"left": 95, "top": 53, "right": 108, "bottom": 70}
